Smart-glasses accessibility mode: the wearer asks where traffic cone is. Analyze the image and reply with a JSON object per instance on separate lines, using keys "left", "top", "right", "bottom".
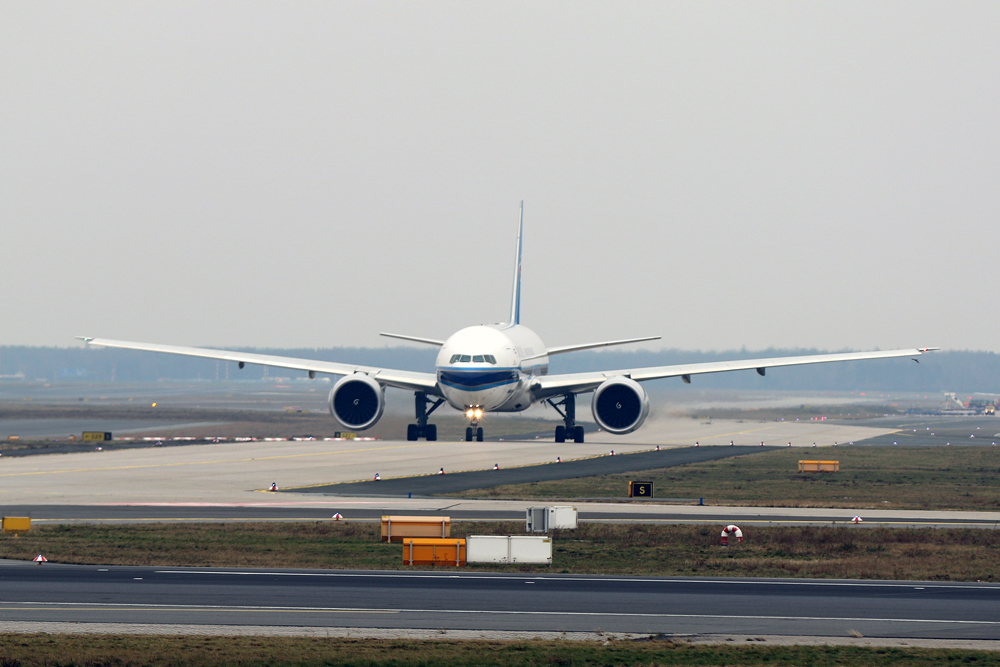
{"left": 332, "top": 513, "right": 343, "bottom": 520}
{"left": 269, "top": 482, "right": 278, "bottom": 491}
{"left": 34, "top": 554, "right": 47, "bottom": 563}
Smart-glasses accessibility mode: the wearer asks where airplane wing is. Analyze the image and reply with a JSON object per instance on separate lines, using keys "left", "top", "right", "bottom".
{"left": 77, "top": 337, "right": 440, "bottom": 394}
{"left": 530, "top": 347, "right": 939, "bottom": 400}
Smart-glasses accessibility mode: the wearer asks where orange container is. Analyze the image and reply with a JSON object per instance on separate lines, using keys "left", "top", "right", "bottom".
{"left": 798, "top": 460, "right": 840, "bottom": 472}
{"left": 402, "top": 538, "right": 467, "bottom": 566}
{"left": 381, "top": 516, "right": 450, "bottom": 542}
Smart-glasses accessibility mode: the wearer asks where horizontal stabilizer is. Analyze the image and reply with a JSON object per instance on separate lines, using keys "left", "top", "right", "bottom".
{"left": 379, "top": 333, "right": 445, "bottom": 346}
{"left": 522, "top": 336, "right": 661, "bottom": 361}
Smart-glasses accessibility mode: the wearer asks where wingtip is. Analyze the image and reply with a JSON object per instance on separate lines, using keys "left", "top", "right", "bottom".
{"left": 75, "top": 336, "right": 94, "bottom": 343}
{"left": 918, "top": 347, "right": 941, "bottom": 353}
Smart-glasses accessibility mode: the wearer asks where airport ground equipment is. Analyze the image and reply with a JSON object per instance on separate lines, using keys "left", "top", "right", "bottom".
{"left": 467, "top": 535, "right": 553, "bottom": 564}
{"left": 629, "top": 481, "right": 653, "bottom": 498}
{"left": 720, "top": 525, "right": 743, "bottom": 546}
{"left": 381, "top": 515, "right": 450, "bottom": 542}
{"left": 798, "top": 460, "right": 840, "bottom": 472}
{"left": 402, "top": 538, "right": 466, "bottom": 566}
{"left": 78, "top": 202, "right": 938, "bottom": 444}
{"left": 526, "top": 506, "right": 577, "bottom": 532}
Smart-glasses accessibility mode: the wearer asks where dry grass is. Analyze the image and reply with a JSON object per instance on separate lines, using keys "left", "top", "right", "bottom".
{"left": 3, "top": 521, "right": 1000, "bottom": 581}
{"left": 0, "top": 635, "right": 998, "bottom": 667}
{"left": 458, "top": 446, "right": 1000, "bottom": 510}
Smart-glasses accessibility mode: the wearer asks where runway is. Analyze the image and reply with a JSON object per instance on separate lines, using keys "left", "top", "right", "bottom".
{"left": 4, "top": 503, "right": 999, "bottom": 529}
{"left": 1, "top": 560, "right": 998, "bottom": 639}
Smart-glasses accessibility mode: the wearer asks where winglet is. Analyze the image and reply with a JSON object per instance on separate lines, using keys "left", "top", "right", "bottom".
{"left": 76, "top": 336, "right": 94, "bottom": 343}
{"left": 508, "top": 201, "right": 524, "bottom": 326}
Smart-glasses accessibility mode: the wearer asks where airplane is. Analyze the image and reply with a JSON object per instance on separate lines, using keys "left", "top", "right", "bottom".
{"left": 78, "top": 203, "right": 938, "bottom": 444}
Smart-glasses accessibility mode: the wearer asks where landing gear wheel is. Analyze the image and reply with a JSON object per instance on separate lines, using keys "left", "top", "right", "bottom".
{"left": 555, "top": 425, "right": 566, "bottom": 443}
{"left": 573, "top": 425, "right": 585, "bottom": 443}
{"left": 426, "top": 424, "right": 437, "bottom": 441}
{"left": 465, "top": 427, "right": 473, "bottom": 442}
{"left": 476, "top": 427, "right": 484, "bottom": 442}
{"left": 406, "top": 424, "right": 418, "bottom": 441}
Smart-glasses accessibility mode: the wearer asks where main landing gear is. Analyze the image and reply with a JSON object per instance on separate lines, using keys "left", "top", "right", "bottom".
{"left": 548, "top": 393, "right": 585, "bottom": 443}
{"left": 407, "top": 391, "right": 443, "bottom": 441}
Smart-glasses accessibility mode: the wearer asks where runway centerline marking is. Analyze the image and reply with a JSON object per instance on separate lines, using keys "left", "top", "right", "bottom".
{"left": 0, "top": 601, "right": 995, "bottom": 626}
{"left": 152, "top": 570, "right": 1000, "bottom": 591}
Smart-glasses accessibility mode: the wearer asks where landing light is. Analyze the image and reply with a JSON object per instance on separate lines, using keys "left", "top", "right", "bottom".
{"left": 465, "top": 409, "right": 475, "bottom": 418}
{"left": 474, "top": 408, "right": 483, "bottom": 419}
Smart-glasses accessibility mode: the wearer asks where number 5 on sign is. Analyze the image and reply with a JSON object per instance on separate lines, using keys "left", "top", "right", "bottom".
{"left": 629, "top": 481, "right": 652, "bottom": 498}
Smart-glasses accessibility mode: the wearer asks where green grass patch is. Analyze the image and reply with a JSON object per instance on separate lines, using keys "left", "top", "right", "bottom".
{"left": 454, "top": 446, "right": 1000, "bottom": 510}
{"left": 4, "top": 522, "right": 1000, "bottom": 581}
{"left": 1, "top": 635, "right": 999, "bottom": 666}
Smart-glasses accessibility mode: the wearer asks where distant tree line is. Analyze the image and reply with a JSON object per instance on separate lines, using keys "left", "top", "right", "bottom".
{"left": 0, "top": 345, "right": 996, "bottom": 394}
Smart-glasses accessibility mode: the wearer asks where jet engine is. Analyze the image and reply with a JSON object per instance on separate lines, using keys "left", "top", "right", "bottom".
{"left": 328, "top": 373, "right": 385, "bottom": 430}
{"left": 591, "top": 377, "right": 649, "bottom": 435}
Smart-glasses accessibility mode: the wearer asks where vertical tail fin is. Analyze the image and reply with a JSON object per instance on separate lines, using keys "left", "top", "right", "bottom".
{"left": 508, "top": 201, "right": 524, "bottom": 326}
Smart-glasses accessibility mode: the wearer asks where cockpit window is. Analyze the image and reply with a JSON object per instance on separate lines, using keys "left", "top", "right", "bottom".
{"left": 459, "top": 355, "right": 471, "bottom": 363}
{"left": 449, "top": 354, "right": 461, "bottom": 364}
{"left": 472, "top": 355, "right": 484, "bottom": 363}
{"left": 485, "top": 355, "right": 497, "bottom": 364}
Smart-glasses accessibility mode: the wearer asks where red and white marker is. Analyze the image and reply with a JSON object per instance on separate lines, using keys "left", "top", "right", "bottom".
{"left": 332, "top": 513, "right": 343, "bottom": 520}
{"left": 695, "top": 442, "right": 700, "bottom": 447}
{"left": 610, "top": 450, "right": 615, "bottom": 456}
{"left": 556, "top": 457, "right": 561, "bottom": 463}
{"left": 34, "top": 554, "right": 47, "bottom": 563}
{"left": 852, "top": 515, "right": 863, "bottom": 524}
{"left": 439, "top": 467, "right": 445, "bottom": 475}
{"left": 269, "top": 482, "right": 278, "bottom": 491}
{"left": 655, "top": 445, "right": 660, "bottom": 451}
{"left": 493, "top": 463, "right": 499, "bottom": 470}
{"left": 373, "top": 473, "right": 380, "bottom": 481}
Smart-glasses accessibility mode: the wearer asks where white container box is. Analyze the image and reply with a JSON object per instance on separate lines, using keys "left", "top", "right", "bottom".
{"left": 467, "top": 535, "right": 553, "bottom": 564}
{"left": 526, "top": 506, "right": 578, "bottom": 532}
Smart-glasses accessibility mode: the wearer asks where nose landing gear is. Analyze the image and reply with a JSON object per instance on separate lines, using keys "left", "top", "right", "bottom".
{"left": 548, "top": 393, "right": 585, "bottom": 443}
{"left": 464, "top": 406, "right": 485, "bottom": 441}
{"left": 407, "top": 391, "right": 443, "bottom": 441}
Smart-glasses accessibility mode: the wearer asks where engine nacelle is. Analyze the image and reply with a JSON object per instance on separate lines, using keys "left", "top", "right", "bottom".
{"left": 328, "top": 373, "right": 385, "bottom": 430}
{"left": 591, "top": 376, "right": 650, "bottom": 435}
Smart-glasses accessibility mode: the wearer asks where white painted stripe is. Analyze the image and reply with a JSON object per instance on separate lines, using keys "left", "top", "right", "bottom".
{"left": 0, "top": 600, "right": 995, "bottom": 626}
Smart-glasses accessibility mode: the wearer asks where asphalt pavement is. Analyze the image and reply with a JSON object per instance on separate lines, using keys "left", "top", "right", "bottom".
{"left": 1, "top": 561, "right": 998, "bottom": 639}
{"left": 285, "top": 445, "right": 776, "bottom": 496}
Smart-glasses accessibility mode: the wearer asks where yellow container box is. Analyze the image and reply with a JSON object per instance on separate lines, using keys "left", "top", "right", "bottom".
{"left": 2, "top": 517, "right": 31, "bottom": 533}
{"left": 798, "top": 460, "right": 840, "bottom": 472}
{"left": 381, "top": 515, "right": 450, "bottom": 542}
{"left": 402, "top": 538, "right": 466, "bottom": 566}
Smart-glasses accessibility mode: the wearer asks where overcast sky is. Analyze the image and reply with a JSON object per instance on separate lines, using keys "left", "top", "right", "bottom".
{"left": 1, "top": 3, "right": 997, "bottom": 354}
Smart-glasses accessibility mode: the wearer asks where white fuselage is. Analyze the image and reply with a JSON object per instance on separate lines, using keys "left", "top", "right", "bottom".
{"left": 435, "top": 325, "right": 548, "bottom": 413}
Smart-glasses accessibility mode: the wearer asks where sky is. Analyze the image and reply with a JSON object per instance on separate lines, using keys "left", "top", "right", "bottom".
{"left": 1, "top": 3, "right": 997, "bottom": 354}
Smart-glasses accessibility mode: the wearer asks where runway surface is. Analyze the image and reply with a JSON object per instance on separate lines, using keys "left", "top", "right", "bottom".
{"left": 4, "top": 503, "right": 999, "bottom": 529}
{"left": 288, "top": 445, "right": 775, "bottom": 496}
{"left": 1, "top": 560, "right": 998, "bottom": 639}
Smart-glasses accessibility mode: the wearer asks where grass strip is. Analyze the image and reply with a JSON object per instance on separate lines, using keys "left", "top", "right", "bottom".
{"left": 1, "top": 635, "right": 999, "bottom": 666}
{"left": 453, "top": 446, "right": 1000, "bottom": 510}
{"left": 3, "top": 522, "right": 1000, "bottom": 580}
